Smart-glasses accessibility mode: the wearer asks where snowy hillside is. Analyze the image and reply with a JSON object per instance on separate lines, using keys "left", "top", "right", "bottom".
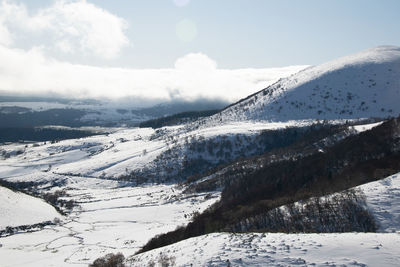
{"left": 128, "top": 232, "right": 400, "bottom": 267}
{"left": 0, "top": 116, "right": 399, "bottom": 266}
{"left": 1, "top": 46, "right": 400, "bottom": 266}
{"left": 361, "top": 173, "right": 400, "bottom": 233}
{"left": 204, "top": 46, "right": 400, "bottom": 124}
{"left": 0, "top": 120, "right": 315, "bottom": 183}
{"left": 128, "top": 173, "right": 400, "bottom": 267}
{"left": 0, "top": 119, "right": 365, "bottom": 265}
{"left": 0, "top": 186, "right": 61, "bottom": 229}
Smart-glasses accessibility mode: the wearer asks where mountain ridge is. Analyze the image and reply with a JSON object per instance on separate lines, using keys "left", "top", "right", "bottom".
{"left": 202, "top": 46, "right": 400, "bottom": 124}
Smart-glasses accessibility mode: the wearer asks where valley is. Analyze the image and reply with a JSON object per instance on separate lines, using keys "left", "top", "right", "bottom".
{"left": 1, "top": 46, "right": 400, "bottom": 266}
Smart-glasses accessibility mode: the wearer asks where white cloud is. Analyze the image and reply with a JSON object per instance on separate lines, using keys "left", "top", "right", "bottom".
{"left": 175, "top": 53, "right": 217, "bottom": 71}
{"left": 0, "top": 44, "right": 307, "bottom": 106}
{"left": 0, "top": 21, "right": 12, "bottom": 46}
{"left": 0, "top": 0, "right": 129, "bottom": 59}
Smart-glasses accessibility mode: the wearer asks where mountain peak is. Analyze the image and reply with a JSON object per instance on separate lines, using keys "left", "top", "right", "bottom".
{"left": 205, "top": 46, "right": 400, "bottom": 123}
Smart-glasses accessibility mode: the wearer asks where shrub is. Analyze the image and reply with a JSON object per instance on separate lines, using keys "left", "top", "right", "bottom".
{"left": 89, "top": 253, "right": 125, "bottom": 267}
{"left": 157, "top": 253, "right": 176, "bottom": 267}
{"left": 229, "top": 189, "right": 378, "bottom": 233}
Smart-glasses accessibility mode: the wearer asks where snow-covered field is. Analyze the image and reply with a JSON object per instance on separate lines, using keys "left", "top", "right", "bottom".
{"left": 2, "top": 171, "right": 400, "bottom": 266}
{"left": 0, "top": 127, "right": 162, "bottom": 179}
{"left": 0, "top": 124, "right": 232, "bottom": 266}
{"left": 0, "top": 177, "right": 219, "bottom": 266}
{"left": 0, "top": 120, "right": 399, "bottom": 266}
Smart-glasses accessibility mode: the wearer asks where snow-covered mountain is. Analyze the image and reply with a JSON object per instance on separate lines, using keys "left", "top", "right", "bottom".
{"left": 206, "top": 46, "right": 400, "bottom": 123}
{"left": 1, "top": 46, "right": 400, "bottom": 266}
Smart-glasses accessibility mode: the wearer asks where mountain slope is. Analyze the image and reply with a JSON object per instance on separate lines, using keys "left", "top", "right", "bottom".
{"left": 137, "top": 116, "right": 400, "bottom": 253}
{"left": 129, "top": 232, "right": 400, "bottom": 267}
{"left": 206, "top": 46, "right": 400, "bottom": 123}
{"left": 129, "top": 173, "right": 400, "bottom": 266}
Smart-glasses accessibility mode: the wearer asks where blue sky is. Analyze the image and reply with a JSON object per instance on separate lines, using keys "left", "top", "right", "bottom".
{"left": 0, "top": 0, "right": 399, "bottom": 104}
{"left": 17, "top": 0, "right": 400, "bottom": 68}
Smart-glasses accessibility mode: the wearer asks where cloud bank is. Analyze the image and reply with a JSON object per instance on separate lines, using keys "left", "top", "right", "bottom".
{"left": 0, "top": 0, "right": 308, "bottom": 107}
{"left": 0, "top": 45, "right": 306, "bottom": 105}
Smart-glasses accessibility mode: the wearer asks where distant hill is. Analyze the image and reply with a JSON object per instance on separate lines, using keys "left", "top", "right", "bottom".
{"left": 0, "top": 98, "right": 228, "bottom": 127}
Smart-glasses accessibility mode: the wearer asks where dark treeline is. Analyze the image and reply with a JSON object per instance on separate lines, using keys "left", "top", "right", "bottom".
{"left": 0, "top": 127, "right": 102, "bottom": 143}
{"left": 139, "top": 109, "right": 220, "bottom": 128}
{"left": 0, "top": 108, "right": 87, "bottom": 128}
{"left": 0, "top": 179, "right": 42, "bottom": 192}
{"left": 229, "top": 189, "right": 377, "bottom": 233}
{"left": 137, "top": 116, "right": 400, "bottom": 254}
{"left": 0, "top": 221, "right": 55, "bottom": 237}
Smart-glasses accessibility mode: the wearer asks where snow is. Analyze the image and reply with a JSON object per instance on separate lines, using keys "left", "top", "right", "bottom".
{"left": 0, "top": 121, "right": 400, "bottom": 266}
{"left": 0, "top": 120, "right": 315, "bottom": 181}
{"left": 1, "top": 44, "right": 400, "bottom": 267}
{"left": 128, "top": 172, "right": 400, "bottom": 267}
{"left": 191, "top": 120, "right": 314, "bottom": 138}
{"left": 202, "top": 46, "right": 400, "bottom": 124}
{"left": 1, "top": 146, "right": 399, "bottom": 266}
{"left": 0, "top": 127, "right": 160, "bottom": 179}
{"left": 128, "top": 232, "right": 400, "bottom": 267}
{"left": 352, "top": 121, "right": 384, "bottom": 133}
{"left": 359, "top": 173, "right": 400, "bottom": 233}
{"left": 0, "top": 178, "right": 219, "bottom": 266}
{"left": 0, "top": 186, "right": 61, "bottom": 229}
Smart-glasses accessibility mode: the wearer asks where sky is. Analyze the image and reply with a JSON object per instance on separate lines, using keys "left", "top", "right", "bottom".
{"left": 0, "top": 0, "right": 399, "bottom": 106}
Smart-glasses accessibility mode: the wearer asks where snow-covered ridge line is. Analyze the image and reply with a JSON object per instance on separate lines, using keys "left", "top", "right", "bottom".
{"left": 198, "top": 46, "right": 400, "bottom": 125}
